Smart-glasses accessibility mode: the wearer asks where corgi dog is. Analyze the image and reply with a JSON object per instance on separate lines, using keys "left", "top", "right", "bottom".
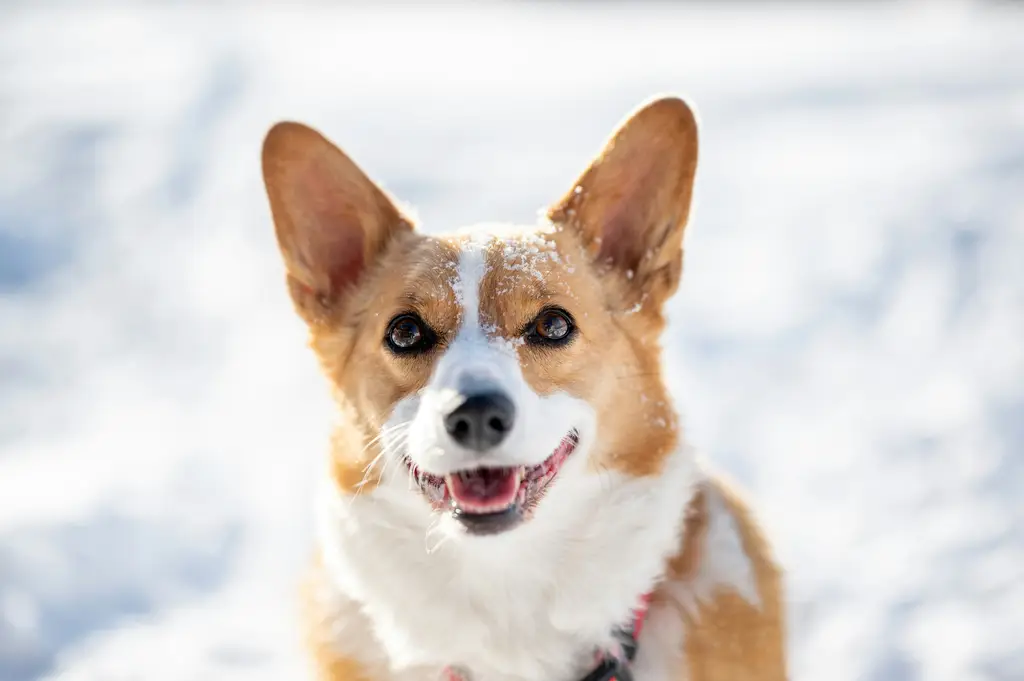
{"left": 261, "top": 96, "right": 786, "bottom": 681}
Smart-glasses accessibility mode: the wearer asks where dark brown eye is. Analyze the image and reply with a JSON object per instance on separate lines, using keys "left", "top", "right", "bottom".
{"left": 528, "top": 308, "right": 575, "bottom": 345}
{"left": 386, "top": 314, "right": 433, "bottom": 353}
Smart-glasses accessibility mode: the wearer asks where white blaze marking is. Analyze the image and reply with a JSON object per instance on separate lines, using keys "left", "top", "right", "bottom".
{"left": 452, "top": 234, "right": 490, "bottom": 340}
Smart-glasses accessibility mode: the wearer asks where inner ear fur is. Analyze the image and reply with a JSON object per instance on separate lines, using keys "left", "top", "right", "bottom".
{"left": 262, "top": 121, "right": 412, "bottom": 325}
{"left": 548, "top": 96, "right": 699, "bottom": 309}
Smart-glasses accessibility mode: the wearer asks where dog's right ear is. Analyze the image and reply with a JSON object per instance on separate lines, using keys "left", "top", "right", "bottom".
{"left": 262, "top": 122, "right": 412, "bottom": 325}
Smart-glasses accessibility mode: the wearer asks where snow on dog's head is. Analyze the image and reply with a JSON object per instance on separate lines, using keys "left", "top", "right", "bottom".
{"left": 262, "top": 96, "right": 698, "bottom": 537}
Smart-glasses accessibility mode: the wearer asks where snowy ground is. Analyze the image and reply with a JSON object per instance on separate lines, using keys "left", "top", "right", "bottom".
{"left": 1, "top": 3, "right": 1022, "bottom": 680}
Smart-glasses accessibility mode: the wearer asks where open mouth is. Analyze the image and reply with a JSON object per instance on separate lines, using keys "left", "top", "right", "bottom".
{"left": 406, "top": 430, "right": 579, "bottom": 535}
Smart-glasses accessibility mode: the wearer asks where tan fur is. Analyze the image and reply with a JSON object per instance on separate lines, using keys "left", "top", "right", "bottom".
{"left": 661, "top": 478, "right": 787, "bottom": 681}
{"left": 303, "top": 563, "right": 374, "bottom": 681}
{"left": 303, "top": 577, "right": 376, "bottom": 679}
{"left": 262, "top": 96, "right": 787, "bottom": 681}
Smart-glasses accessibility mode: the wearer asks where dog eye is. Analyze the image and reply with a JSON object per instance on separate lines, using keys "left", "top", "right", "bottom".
{"left": 386, "top": 314, "right": 433, "bottom": 353}
{"left": 528, "top": 308, "right": 575, "bottom": 345}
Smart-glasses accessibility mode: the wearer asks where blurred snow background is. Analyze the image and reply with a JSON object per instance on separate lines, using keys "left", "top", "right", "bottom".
{"left": 1, "top": 2, "right": 1022, "bottom": 680}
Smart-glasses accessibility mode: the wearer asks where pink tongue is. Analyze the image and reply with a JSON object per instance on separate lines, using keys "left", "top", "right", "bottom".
{"left": 447, "top": 468, "right": 521, "bottom": 513}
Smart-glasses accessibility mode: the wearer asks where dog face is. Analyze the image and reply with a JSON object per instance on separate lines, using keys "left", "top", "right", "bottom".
{"left": 262, "top": 97, "right": 698, "bottom": 537}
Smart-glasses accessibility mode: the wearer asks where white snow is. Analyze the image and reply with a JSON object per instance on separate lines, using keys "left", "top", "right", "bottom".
{"left": 1, "top": 3, "right": 1022, "bottom": 681}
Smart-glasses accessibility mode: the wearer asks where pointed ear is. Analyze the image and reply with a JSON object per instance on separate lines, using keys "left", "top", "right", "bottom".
{"left": 262, "top": 122, "right": 412, "bottom": 324}
{"left": 548, "top": 96, "right": 698, "bottom": 308}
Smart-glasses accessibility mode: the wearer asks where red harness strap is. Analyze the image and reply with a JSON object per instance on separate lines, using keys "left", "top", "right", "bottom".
{"left": 595, "top": 592, "right": 652, "bottom": 681}
{"left": 442, "top": 593, "right": 653, "bottom": 681}
{"left": 631, "top": 593, "right": 653, "bottom": 639}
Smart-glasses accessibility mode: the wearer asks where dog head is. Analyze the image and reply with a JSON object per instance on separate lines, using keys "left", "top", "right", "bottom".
{"left": 262, "top": 97, "right": 698, "bottom": 538}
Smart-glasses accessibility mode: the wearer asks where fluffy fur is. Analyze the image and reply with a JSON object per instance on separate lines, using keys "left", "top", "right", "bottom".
{"left": 261, "top": 96, "right": 787, "bottom": 681}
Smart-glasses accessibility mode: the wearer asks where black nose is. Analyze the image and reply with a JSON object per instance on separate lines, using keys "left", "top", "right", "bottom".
{"left": 444, "top": 392, "right": 515, "bottom": 451}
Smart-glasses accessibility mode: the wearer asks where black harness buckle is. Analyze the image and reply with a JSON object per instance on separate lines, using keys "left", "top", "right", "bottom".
{"left": 576, "top": 623, "right": 640, "bottom": 681}
{"left": 578, "top": 656, "right": 633, "bottom": 681}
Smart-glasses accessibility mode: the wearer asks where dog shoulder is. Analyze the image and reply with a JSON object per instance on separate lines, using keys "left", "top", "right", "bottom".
{"left": 655, "top": 475, "right": 787, "bottom": 681}
{"left": 303, "top": 554, "right": 387, "bottom": 681}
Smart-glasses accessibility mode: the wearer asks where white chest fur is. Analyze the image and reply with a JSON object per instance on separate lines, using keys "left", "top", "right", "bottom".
{"left": 314, "top": 447, "right": 702, "bottom": 681}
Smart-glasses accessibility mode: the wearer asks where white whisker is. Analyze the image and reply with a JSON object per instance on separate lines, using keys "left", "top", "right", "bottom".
{"left": 346, "top": 421, "right": 414, "bottom": 509}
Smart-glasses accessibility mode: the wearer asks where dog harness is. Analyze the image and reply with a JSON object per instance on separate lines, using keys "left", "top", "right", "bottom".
{"left": 442, "top": 593, "right": 652, "bottom": 681}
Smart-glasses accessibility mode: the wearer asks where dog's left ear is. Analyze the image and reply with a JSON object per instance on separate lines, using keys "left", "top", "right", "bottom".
{"left": 548, "top": 96, "right": 698, "bottom": 309}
